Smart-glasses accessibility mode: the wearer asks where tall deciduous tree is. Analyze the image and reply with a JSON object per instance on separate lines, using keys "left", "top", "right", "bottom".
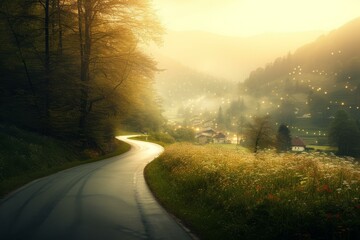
{"left": 74, "top": 0, "right": 163, "bottom": 146}
{"left": 0, "top": 0, "right": 71, "bottom": 132}
{"left": 245, "top": 115, "right": 274, "bottom": 153}
{"left": 0, "top": 0, "right": 164, "bottom": 151}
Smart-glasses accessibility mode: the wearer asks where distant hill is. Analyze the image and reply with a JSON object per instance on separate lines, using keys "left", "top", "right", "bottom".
{"left": 154, "top": 55, "right": 236, "bottom": 117}
{"left": 151, "top": 30, "right": 325, "bottom": 118}
{"left": 150, "top": 30, "right": 324, "bottom": 81}
{"left": 241, "top": 16, "right": 360, "bottom": 124}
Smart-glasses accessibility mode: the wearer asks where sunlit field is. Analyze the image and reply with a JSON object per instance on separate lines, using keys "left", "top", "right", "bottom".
{"left": 145, "top": 143, "right": 360, "bottom": 239}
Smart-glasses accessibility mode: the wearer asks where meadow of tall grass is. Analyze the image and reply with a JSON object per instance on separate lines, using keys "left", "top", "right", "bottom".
{"left": 145, "top": 143, "right": 360, "bottom": 240}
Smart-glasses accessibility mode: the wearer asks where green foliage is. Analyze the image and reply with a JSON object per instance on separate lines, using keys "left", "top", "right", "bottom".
{"left": 0, "top": 124, "right": 79, "bottom": 181}
{"left": 146, "top": 143, "right": 360, "bottom": 240}
{"left": 239, "top": 18, "right": 360, "bottom": 130}
{"left": 171, "top": 128, "right": 195, "bottom": 142}
{"left": 244, "top": 115, "right": 275, "bottom": 153}
{"left": 150, "top": 132, "right": 176, "bottom": 144}
{"left": 133, "top": 128, "right": 195, "bottom": 145}
{"left": 329, "top": 110, "right": 360, "bottom": 156}
{"left": 176, "top": 128, "right": 195, "bottom": 142}
{"left": 0, "top": 124, "right": 130, "bottom": 196}
{"left": 0, "top": 0, "right": 164, "bottom": 150}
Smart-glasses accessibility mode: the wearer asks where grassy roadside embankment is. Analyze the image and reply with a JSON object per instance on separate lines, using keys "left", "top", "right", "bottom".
{"left": 145, "top": 143, "right": 360, "bottom": 240}
{"left": 0, "top": 125, "right": 131, "bottom": 197}
{"left": 130, "top": 133, "right": 175, "bottom": 147}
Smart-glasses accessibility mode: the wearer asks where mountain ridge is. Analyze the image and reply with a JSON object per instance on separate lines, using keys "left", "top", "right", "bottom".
{"left": 150, "top": 30, "right": 325, "bottom": 81}
{"left": 240, "top": 16, "right": 360, "bottom": 125}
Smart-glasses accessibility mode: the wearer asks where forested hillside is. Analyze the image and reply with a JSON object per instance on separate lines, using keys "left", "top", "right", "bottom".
{"left": 240, "top": 17, "right": 360, "bottom": 125}
{"left": 0, "top": 0, "right": 164, "bottom": 152}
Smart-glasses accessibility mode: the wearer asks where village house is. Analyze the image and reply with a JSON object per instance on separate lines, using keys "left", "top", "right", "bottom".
{"left": 195, "top": 128, "right": 227, "bottom": 144}
{"left": 200, "top": 127, "right": 217, "bottom": 135}
{"left": 291, "top": 137, "right": 306, "bottom": 152}
{"left": 196, "top": 132, "right": 213, "bottom": 144}
{"left": 213, "top": 132, "right": 227, "bottom": 144}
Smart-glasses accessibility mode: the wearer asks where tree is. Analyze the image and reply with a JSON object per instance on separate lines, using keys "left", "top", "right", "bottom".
{"left": 74, "top": 0, "right": 163, "bottom": 146}
{"left": 172, "top": 128, "right": 195, "bottom": 142}
{"left": 276, "top": 124, "right": 291, "bottom": 152}
{"left": 0, "top": 0, "right": 79, "bottom": 133}
{"left": 0, "top": 0, "right": 48, "bottom": 131}
{"left": 329, "top": 110, "right": 360, "bottom": 156}
{"left": 0, "top": 0, "right": 164, "bottom": 152}
{"left": 217, "top": 106, "right": 224, "bottom": 129}
{"left": 245, "top": 115, "right": 274, "bottom": 153}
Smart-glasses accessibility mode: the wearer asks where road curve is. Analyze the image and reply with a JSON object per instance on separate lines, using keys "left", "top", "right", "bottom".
{"left": 0, "top": 136, "right": 193, "bottom": 240}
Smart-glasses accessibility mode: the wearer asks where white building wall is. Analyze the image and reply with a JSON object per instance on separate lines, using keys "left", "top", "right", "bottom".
{"left": 292, "top": 146, "right": 305, "bottom": 152}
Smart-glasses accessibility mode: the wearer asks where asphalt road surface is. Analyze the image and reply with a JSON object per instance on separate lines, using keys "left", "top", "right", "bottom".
{"left": 0, "top": 136, "right": 193, "bottom": 240}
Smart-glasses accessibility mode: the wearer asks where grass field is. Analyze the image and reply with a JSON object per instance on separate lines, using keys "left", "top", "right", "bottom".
{"left": 145, "top": 143, "right": 360, "bottom": 240}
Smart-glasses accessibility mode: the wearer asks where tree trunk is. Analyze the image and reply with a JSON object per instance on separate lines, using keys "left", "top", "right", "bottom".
{"left": 45, "top": 0, "right": 50, "bottom": 72}
{"left": 57, "top": 0, "right": 62, "bottom": 55}
{"left": 51, "top": 0, "right": 56, "bottom": 49}
{"left": 43, "top": 0, "right": 50, "bottom": 134}
{"left": 77, "top": 0, "right": 92, "bottom": 144}
{"left": 4, "top": 3, "right": 42, "bottom": 128}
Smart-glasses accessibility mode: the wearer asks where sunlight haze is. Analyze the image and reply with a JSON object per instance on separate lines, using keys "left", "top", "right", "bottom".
{"left": 153, "top": 0, "right": 360, "bottom": 36}
{"left": 2, "top": 1, "right": 360, "bottom": 239}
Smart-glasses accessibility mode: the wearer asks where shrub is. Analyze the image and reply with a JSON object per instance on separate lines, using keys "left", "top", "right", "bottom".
{"left": 151, "top": 132, "right": 176, "bottom": 144}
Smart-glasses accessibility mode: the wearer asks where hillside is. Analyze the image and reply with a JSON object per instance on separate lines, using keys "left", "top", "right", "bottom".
{"left": 241, "top": 17, "right": 360, "bottom": 126}
{"left": 0, "top": 124, "right": 131, "bottom": 196}
{"left": 152, "top": 30, "right": 324, "bottom": 119}
{"left": 154, "top": 55, "right": 236, "bottom": 119}
{"left": 0, "top": 125, "right": 79, "bottom": 195}
{"left": 150, "top": 30, "right": 324, "bottom": 81}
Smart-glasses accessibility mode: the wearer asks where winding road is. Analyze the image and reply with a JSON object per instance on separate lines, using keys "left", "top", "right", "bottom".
{"left": 0, "top": 136, "right": 192, "bottom": 240}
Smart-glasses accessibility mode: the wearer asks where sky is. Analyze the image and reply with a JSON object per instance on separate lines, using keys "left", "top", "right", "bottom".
{"left": 152, "top": 0, "right": 360, "bottom": 36}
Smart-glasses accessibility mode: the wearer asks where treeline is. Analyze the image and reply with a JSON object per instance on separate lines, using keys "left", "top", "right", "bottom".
{"left": 241, "top": 112, "right": 360, "bottom": 157}
{"left": 0, "top": 0, "right": 164, "bottom": 152}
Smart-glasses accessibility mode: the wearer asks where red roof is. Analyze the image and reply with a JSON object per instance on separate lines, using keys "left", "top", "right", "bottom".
{"left": 291, "top": 137, "right": 306, "bottom": 147}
